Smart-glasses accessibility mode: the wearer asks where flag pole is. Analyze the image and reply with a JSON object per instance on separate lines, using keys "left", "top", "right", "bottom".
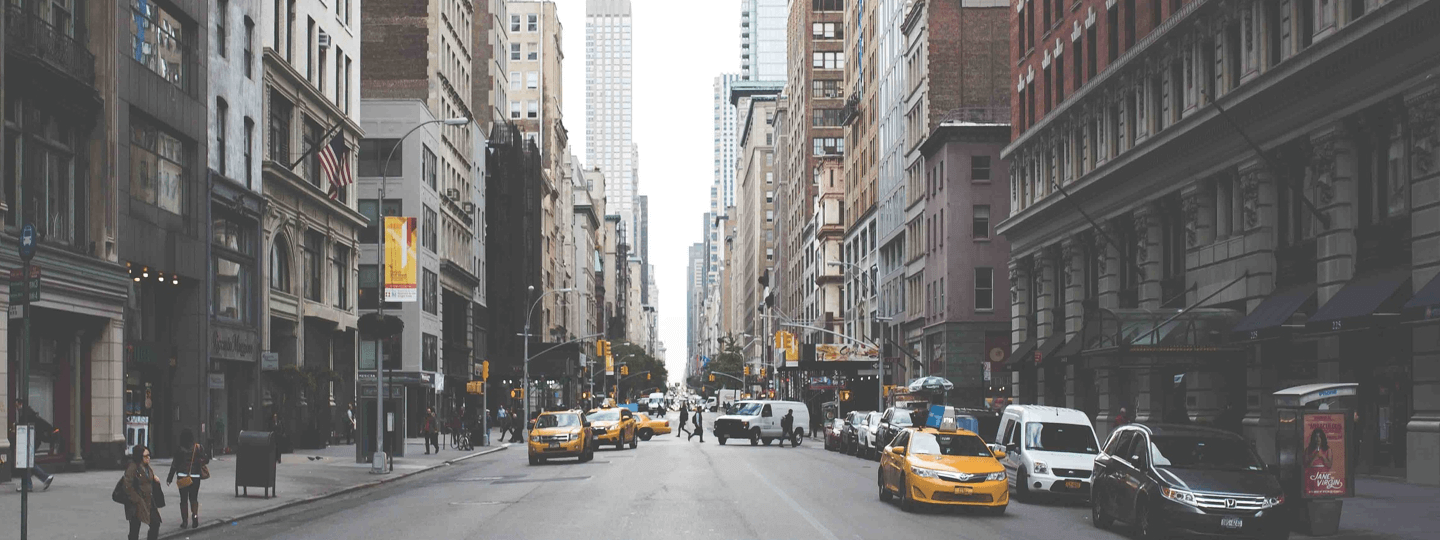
{"left": 289, "top": 122, "right": 347, "bottom": 170}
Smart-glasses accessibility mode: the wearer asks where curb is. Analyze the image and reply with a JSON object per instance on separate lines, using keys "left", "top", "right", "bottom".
{"left": 162, "top": 444, "right": 509, "bottom": 539}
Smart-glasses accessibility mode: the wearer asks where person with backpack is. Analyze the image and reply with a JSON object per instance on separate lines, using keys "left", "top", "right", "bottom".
{"left": 778, "top": 410, "right": 795, "bottom": 448}
{"left": 677, "top": 405, "right": 690, "bottom": 438}
{"left": 166, "top": 428, "right": 210, "bottom": 529}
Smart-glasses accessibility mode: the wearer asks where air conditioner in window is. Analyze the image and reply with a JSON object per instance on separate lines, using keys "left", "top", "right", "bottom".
{"left": 445, "top": 188, "right": 460, "bottom": 200}
{"left": 318, "top": 31, "right": 332, "bottom": 49}
{"left": 462, "top": 202, "right": 475, "bottom": 214}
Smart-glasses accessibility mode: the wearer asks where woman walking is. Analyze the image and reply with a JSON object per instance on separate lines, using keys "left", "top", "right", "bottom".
{"left": 166, "top": 428, "right": 210, "bottom": 529}
{"left": 122, "top": 445, "right": 163, "bottom": 540}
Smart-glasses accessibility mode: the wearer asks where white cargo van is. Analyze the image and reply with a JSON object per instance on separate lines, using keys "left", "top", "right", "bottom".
{"left": 712, "top": 400, "right": 810, "bottom": 446}
{"left": 993, "top": 405, "right": 1101, "bottom": 500}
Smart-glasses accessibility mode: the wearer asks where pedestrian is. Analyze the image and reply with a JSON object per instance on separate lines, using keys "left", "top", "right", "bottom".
{"left": 165, "top": 428, "right": 210, "bottom": 529}
{"left": 687, "top": 406, "right": 704, "bottom": 442}
{"left": 779, "top": 410, "right": 795, "bottom": 448}
{"left": 1114, "top": 407, "right": 1130, "bottom": 427}
{"left": 422, "top": 407, "right": 440, "bottom": 454}
{"left": 496, "top": 406, "right": 511, "bottom": 442}
{"left": 122, "top": 444, "right": 163, "bottom": 540}
{"left": 13, "top": 398, "right": 55, "bottom": 491}
{"left": 677, "top": 405, "right": 690, "bottom": 438}
{"left": 344, "top": 403, "right": 357, "bottom": 445}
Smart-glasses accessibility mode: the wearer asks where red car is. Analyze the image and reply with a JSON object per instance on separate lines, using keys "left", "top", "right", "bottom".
{"left": 824, "top": 418, "right": 845, "bottom": 451}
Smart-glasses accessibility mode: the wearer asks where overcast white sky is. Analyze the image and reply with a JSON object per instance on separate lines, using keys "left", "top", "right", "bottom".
{"left": 552, "top": 0, "right": 741, "bottom": 384}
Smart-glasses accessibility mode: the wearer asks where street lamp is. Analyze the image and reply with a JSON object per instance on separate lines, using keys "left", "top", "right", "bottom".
{"left": 372, "top": 116, "right": 469, "bottom": 474}
{"left": 523, "top": 285, "right": 575, "bottom": 427}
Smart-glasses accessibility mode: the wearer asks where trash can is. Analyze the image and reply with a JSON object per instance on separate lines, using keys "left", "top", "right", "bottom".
{"left": 1273, "top": 383, "right": 1357, "bottom": 536}
{"left": 235, "top": 430, "right": 277, "bottom": 498}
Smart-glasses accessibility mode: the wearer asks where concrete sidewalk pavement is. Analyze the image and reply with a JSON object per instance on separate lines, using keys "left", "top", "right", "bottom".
{"left": 1, "top": 437, "right": 508, "bottom": 540}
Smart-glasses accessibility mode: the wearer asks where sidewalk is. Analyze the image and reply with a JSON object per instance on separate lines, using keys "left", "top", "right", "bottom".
{"left": 1, "top": 437, "right": 508, "bottom": 540}
{"left": 1338, "top": 476, "right": 1440, "bottom": 540}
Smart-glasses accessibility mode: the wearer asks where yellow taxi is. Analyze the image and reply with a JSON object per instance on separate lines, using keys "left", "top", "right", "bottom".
{"left": 528, "top": 410, "right": 594, "bottom": 465}
{"left": 585, "top": 407, "right": 638, "bottom": 450}
{"left": 878, "top": 426, "right": 1010, "bottom": 514}
{"left": 633, "top": 412, "right": 671, "bottom": 440}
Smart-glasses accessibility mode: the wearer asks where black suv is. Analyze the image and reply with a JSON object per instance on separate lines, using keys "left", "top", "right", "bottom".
{"left": 875, "top": 407, "right": 916, "bottom": 450}
{"left": 1092, "top": 423, "right": 1289, "bottom": 540}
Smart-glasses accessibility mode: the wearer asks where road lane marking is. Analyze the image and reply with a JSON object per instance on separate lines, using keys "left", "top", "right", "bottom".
{"left": 491, "top": 476, "right": 592, "bottom": 484}
{"left": 743, "top": 460, "right": 841, "bottom": 540}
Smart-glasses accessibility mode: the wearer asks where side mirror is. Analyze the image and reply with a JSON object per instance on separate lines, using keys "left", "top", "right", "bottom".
{"left": 890, "top": 446, "right": 906, "bottom": 455}
{"left": 993, "top": 450, "right": 1007, "bottom": 460}
{"left": 1006, "top": 443, "right": 1020, "bottom": 455}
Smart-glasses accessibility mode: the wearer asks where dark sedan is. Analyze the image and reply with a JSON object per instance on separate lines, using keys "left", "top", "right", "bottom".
{"left": 840, "top": 411, "right": 870, "bottom": 455}
{"left": 823, "top": 418, "right": 845, "bottom": 451}
{"left": 1092, "top": 423, "right": 1289, "bottom": 540}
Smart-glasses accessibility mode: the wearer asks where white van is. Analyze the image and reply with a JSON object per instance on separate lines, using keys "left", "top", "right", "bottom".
{"left": 993, "top": 405, "right": 1101, "bottom": 500}
{"left": 713, "top": 400, "right": 810, "bottom": 446}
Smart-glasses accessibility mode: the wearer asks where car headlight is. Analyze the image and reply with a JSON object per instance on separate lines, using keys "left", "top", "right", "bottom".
{"left": 1262, "top": 495, "right": 1285, "bottom": 508}
{"left": 909, "top": 465, "right": 941, "bottom": 479}
{"left": 530, "top": 435, "right": 542, "bottom": 442}
{"left": 1161, "top": 486, "right": 1198, "bottom": 506}
{"left": 1032, "top": 461, "right": 1048, "bottom": 475}
{"left": 985, "top": 471, "right": 1007, "bottom": 481}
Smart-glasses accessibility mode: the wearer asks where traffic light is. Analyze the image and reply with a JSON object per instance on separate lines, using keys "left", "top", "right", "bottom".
{"left": 783, "top": 332, "right": 798, "bottom": 361}
{"left": 596, "top": 339, "right": 610, "bottom": 358}
{"left": 760, "top": 367, "right": 767, "bottom": 378}
{"left": 621, "top": 365, "right": 629, "bottom": 376}
{"left": 774, "top": 331, "right": 785, "bottom": 349}
{"left": 743, "top": 366, "right": 750, "bottom": 376}
{"left": 510, "top": 388, "right": 525, "bottom": 399}
{"left": 709, "top": 374, "right": 715, "bottom": 382}
{"left": 646, "top": 373, "right": 651, "bottom": 381}
{"left": 481, "top": 361, "right": 490, "bottom": 381}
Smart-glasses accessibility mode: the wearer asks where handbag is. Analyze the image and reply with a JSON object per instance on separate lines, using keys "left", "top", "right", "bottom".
{"left": 111, "top": 477, "right": 128, "bottom": 504}
{"left": 199, "top": 464, "right": 211, "bottom": 480}
{"left": 150, "top": 468, "right": 167, "bottom": 509}
{"left": 176, "top": 445, "right": 197, "bottom": 489}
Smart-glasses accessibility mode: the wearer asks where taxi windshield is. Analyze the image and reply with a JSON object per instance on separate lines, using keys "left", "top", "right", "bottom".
{"left": 1024, "top": 422, "right": 1099, "bottom": 454}
{"left": 735, "top": 402, "right": 764, "bottom": 415}
{"left": 537, "top": 413, "right": 581, "bottom": 428}
{"left": 909, "top": 432, "right": 993, "bottom": 457}
{"left": 587, "top": 410, "right": 620, "bottom": 422}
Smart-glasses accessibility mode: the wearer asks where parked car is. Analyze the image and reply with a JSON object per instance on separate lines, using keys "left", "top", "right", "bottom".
{"left": 1091, "top": 423, "right": 1288, "bottom": 540}
{"left": 994, "top": 405, "right": 1100, "bottom": 501}
{"left": 876, "top": 407, "right": 916, "bottom": 451}
{"left": 712, "top": 400, "right": 810, "bottom": 446}
{"left": 824, "top": 418, "right": 845, "bottom": 451}
{"left": 858, "top": 411, "right": 883, "bottom": 460}
{"left": 841, "top": 411, "right": 870, "bottom": 455}
{"left": 877, "top": 426, "right": 1009, "bottom": 514}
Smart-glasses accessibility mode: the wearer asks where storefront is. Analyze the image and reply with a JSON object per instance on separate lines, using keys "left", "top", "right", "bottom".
{"left": 210, "top": 177, "right": 264, "bottom": 453}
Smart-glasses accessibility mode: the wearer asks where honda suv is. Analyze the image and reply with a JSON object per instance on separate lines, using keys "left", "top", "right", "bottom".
{"left": 1091, "top": 423, "right": 1288, "bottom": 540}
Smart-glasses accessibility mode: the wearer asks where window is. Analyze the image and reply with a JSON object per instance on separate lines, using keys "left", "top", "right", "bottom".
{"left": 214, "top": 255, "right": 249, "bottom": 321}
{"left": 423, "top": 334, "right": 438, "bottom": 372}
{"left": 1151, "top": 0, "right": 1162, "bottom": 28}
{"left": 216, "top": 98, "right": 229, "bottom": 176}
{"left": 270, "top": 235, "right": 292, "bottom": 293}
{"left": 244, "top": 17, "right": 255, "bottom": 78}
{"left": 813, "top": 137, "right": 843, "bottom": 155}
{"left": 130, "top": 116, "right": 189, "bottom": 215}
{"left": 510, "top": 71, "right": 520, "bottom": 91}
{"left": 357, "top": 139, "right": 402, "bottom": 177}
{"left": 812, "top": 79, "right": 841, "bottom": 98}
{"left": 331, "top": 244, "right": 350, "bottom": 309}
{"left": 269, "top": 91, "right": 292, "bottom": 164}
{"left": 131, "top": 0, "right": 190, "bottom": 90}
{"left": 318, "top": 45, "right": 327, "bottom": 95}
{"left": 510, "top": 43, "right": 521, "bottom": 61}
{"left": 303, "top": 117, "right": 322, "bottom": 187}
{"left": 306, "top": 17, "right": 315, "bottom": 81}
{"left": 975, "top": 267, "right": 994, "bottom": 311}
{"left": 422, "top": 269, "right": 438, "bottom": 314}
{"left": 813, "top": 109, "right": 844, "bottom": 127}
{"left": 527, "top": 71, "right": 538, "bottom": 89}
{"left": 1055, "top": 53, "right": 1066, "bottom": 104}
{"left": 357, "top": 199, "right": 402, "bottom": 244}
{"left": 812, "top": 52, "right": 844, "bottom": 69}
{"left": 359, "top": 265, "right": 401, "bottom": 310}
{"left": 422, "top": 145, "right": 437, "bottom": 190}
{"left": 304, "top": 230, "right": 324, "bottom": 302}
{"left": 527, "top": 14, "right": 538, "bottom": 32}
{"left": 1073, "top": 33, "right": 1084, "bottom": 91}
{"left": 527, "top": 42, "right": 538, "bottom": 60}
{"left": 510, "top": 14, "right": 520, "bottom": 32}
{"left": 343, "top": 56, "right": 352, "bottom": 113}
{"left": 217, "top": 0, "right": 228, "bottom": 57}
{"left": 811, "top": 22, "right": 841, "bottom": 39}
{"left": 527, "top": 100, "right": 539, "bottom": 118}
{"left": 1108, "top": 5, "right": 1119, "bottom": 63}
{"left": 1086, "top": 24, "right": 1098, "bottom": 80}
{"left": 423, "top": 205, "right": 438, "bottom": 252}
{"left": 1125, "top": 0, "right": 1137, "bottom": 49}
{"left": 510, "top": 101, "right": 521, "bottom": 119}
{"left": 973, "top": 205, "right": 990, "bottom": 239}
{"left": 244, "top": 117, "right": 254, "bottom": 188}
{"left": 971, "top": 155, "right": 992, "bottom": 181}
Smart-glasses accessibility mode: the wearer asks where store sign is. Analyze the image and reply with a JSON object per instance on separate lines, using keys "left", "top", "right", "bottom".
{"left": 212, "top": 327, "right": 258, "bottom": 362}
{"left": 383, "top": 217, "right": 419, "bottom": 302}
{"left": 261, "top": 352, "right": 280, "bottom": 371}
{"left": 207, "top": 373, "right": 226, "bottom": 389}
{"left": 815, "top": 343, "right": 879, "bottom": 362}
{"left": 1302, "top": 413, "right": 1348, "bottom": 498}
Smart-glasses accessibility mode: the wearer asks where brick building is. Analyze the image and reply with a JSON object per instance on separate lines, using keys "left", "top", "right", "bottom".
{"left": 998, "top": 0, "right": 1440, "bottom": 484}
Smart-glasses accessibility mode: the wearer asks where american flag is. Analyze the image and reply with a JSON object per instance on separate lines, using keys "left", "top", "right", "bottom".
{"left": 318, "top": 134, "right": 352, "bottom": 200}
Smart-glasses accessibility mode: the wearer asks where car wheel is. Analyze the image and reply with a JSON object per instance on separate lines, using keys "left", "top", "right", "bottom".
{"left": 580, "top": 447, "right": 594, "bottom": 462}
{"left": 718, "top": 436, "right": 727, "bottom": 445}
{"left": 878, "top": 469, "right": 893, "bottom": 502}
{"left": 639, "top": 429, "right": 653, "bottom": 441}
{"left": 1091, "top": 491, "right": 1114, "bottom": 529}
{"left": 1015, "top": 470, "right": 1031, "bottom": 502}
{"left": 792, "top": 430, "right": 803, "bottom": 447}
{"left": 750, "top": 428, "right": 761, "bottom": 446}
{"left": 629, "top": 432, "right": 638, "bottom": 449}
{"left": 899, "top": 476, "right": 918, "bottom": 513}
{"left": 1136, "top": 499, "right": 1165, "bottom": 540}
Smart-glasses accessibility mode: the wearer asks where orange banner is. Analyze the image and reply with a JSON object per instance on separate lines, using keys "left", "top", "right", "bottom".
{"left": 384, "top": 217, "right": 418, "bottom": 302}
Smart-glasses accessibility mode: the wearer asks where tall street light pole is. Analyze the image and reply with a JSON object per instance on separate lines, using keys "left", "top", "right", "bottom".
{"left": 373, "top": 116, "right": 470, "bottom": 474}
{"left": 523, "top": 286, "right": 574, "bottom": 428}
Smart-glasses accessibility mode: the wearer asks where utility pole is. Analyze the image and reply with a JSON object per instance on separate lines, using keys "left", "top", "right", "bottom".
{"left": 17, "top": 222, "right": 37, "bottom": 540}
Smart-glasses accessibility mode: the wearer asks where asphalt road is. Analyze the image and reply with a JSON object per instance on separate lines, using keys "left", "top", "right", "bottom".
{"left": 187, "top": 412, "right": 1135, "bottom": 540}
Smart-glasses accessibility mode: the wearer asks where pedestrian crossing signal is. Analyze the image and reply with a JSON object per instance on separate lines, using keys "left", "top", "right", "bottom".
{"left": 466, "top": 381, "right": 485, "bottom": 395}
{"left": 510, "top": 389, "right": 524, "bottom": 399}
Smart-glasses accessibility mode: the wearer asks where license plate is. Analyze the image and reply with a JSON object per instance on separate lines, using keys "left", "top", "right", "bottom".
{"left": 548, "top": 442, "right": 559, "bottom": 449}
{"left": 954, "top": 486, "right": 973, "bottom": 495}
{"left": 1221, "top": 517, "right": 1244, "bottom": 529}
{"left": 1065, "top": 480, "right": 1082, "bottom": 489}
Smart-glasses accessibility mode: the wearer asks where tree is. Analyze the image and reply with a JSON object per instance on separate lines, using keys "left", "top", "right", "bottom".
{"left": 702, "top": 333, "right": 746, "bottom": 391}
{"left": 591, "top": 342, "right": 669, "bottom": 402}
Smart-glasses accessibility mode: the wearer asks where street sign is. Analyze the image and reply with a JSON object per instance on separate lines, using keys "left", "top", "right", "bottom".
{"left": 8, "top": 265, "right": 41, "bottom": 304}
{"left": 19, "top": 223, "right": 37, "bottom": 261}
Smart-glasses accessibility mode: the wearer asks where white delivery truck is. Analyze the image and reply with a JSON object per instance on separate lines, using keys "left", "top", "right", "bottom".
{"left": 712, "top": 400, "right": 810, "bottom": 446}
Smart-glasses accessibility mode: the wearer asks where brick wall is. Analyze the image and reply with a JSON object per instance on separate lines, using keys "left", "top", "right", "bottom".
{"left": 360, "top": 0, "right": 431, "bottom": 98}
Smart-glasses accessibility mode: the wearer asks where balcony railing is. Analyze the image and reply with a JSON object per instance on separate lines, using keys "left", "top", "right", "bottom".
{"left": 6, "top": 6, "right": 95, "bottom": 85}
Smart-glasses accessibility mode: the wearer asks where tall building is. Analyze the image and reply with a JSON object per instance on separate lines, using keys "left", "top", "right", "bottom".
{"left": 841, "top": 0, "right": 880, "bottom": 343}
{"left": 741, "top": 0, "right": 789, "bottom": 82}
{"left": 262, "top": 0, "right": 366, "bottom": 450}
{"left": 687, "top": 242, "right": 705, "bottom": 374}
{"left": 732, "top": 94, "right": 781, "bottom": 343}
{"left": 586, "top": 0, "right": 638, "bottom": 242}
{"left": 875, "top": 0, "right": 917, "bottom": 376}
{"left": 999, "top": 0, "right": 1440, "bottom": 485}
{"left": 473, "top": 0, "right": 512, "bottom": 134}
{"left": 708, "top": 74, "right": 740, "bottom": 291}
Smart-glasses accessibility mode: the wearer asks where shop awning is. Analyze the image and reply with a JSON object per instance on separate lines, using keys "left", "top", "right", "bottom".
{"left": 1403, "top": 270, "right": 1440, "bottom": 313}
{"left": 1034, "top": 332, "right": 1066, "bottom": 366}
{"left": 1000, "top": 337, "right": 1037, "bottom": 370}
{"left": 1306, "top": 269, "right": 1411, "bottom": 332}
{"left": 1231, "top": 284, "right": 1316, "bottom": 340}
{"left": 1080, "top": 308, "right": 1243, "bottom": 368}
{"left": 1053, "top": 309, "right": 1104, "bottom": 359}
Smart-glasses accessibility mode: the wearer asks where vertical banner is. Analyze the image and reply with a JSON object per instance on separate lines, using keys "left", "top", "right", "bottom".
{"left": 605, "top": 353, "right": 614, "bottom": 376}
{"left": 384, "top": 217, "right": 418, "bottom": 302}
{"left": 1302, "top": 413, "right": 1348, "bottom": 498}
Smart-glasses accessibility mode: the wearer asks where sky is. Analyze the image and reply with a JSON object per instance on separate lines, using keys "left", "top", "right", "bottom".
{"left": 550, "top": 0, "right": 741, "bottom": 385}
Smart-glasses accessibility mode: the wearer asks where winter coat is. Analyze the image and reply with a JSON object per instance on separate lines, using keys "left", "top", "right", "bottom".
{"left": 167, "top": 444, "right": 211, "bottom": 482}
{"left": 123, "top": 462, "right": 159, "bottom": 524}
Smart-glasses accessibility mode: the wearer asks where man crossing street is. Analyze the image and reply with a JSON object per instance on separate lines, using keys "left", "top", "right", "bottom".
{"left": 678, "top": 405, "right": 690, "bottom": 438}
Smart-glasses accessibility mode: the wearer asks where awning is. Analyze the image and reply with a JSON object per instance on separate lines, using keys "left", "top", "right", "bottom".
{"left": 1000, "top": 337, "right": 1037, "bottom": 370}
{"left": 1231, "top": 284, "right": 1316, "bottom": 341}
{"left": 1306, "top": 268, "right": 1411, "bottom": 332}
{"left": 1403, "top": 270, "right": 1440, "bottom": 313}
{"left": 1080, "top": 308, "right": 1244, "bottom": 369}
{"left": 1053, "top": 309, "right": 1104, "bottom": 359}
{"left": 1035, "top": 332, "right": 1066, "bottom": 366}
